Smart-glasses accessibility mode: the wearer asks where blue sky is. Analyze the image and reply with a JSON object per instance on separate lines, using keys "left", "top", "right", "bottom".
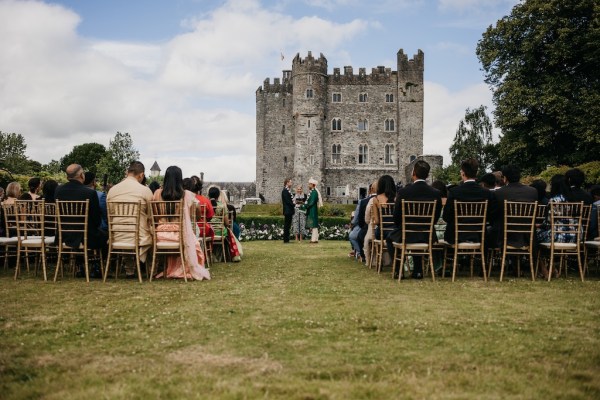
{"left": 0, "top": 0, "right": 518, "bottom": 181}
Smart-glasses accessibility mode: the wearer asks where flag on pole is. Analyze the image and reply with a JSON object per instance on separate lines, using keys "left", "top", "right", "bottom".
{"left": 280, "top": 52, "right": 285, "bottom": 61}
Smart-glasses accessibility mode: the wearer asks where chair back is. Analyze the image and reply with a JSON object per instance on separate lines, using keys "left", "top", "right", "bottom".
{"left": 15, "top": 200, "right": 45, "bottom": 239}
{"left": 547, "top": 201, "right": 583, "bottom": 246}
{"left": 107, "top": 201, "right": 141, "bottom": 247}
{"left": 454, "top": 201, "right": 488, "bottom": 244}
{"left": 376, "top": 202, "right": 395, "bottom": 240}
{"left": 503, "top": 201, "right": 537, "bottom": 248}
{"left": 2, "top": 203, "right": 19, "bottom": 238}
{"left": 44, "top": 203, "right": 57, "bottom": 238}
{"left": 400, "top": 200, "right": 437, "bottom": 245}
{"left": 56, "top": 200, "right": 89, "bottom": 248}
{"left": 150, "top": 200, "right": 185, "bottom": 238}
{"left": 210, "top": 204, "right": 227, "bottom": 237}
{"left": 535, "top": 204, "right": 547, "bottom": 227}
{"left": 581, "top": 204, "right": 592, "bottom": 241}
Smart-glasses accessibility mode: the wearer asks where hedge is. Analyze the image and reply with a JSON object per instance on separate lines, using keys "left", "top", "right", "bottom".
{"left": 237, "top": 215, "right": 349, "bottom": 228}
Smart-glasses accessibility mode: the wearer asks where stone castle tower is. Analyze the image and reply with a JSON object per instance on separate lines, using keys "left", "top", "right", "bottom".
{"left": 256, "top": 49, "right": 435, "bottom": 203}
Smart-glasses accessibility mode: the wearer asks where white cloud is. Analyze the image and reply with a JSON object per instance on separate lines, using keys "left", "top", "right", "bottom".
{"left": 423, "top": 81, "right": 497, "bottom": 165}
{"left": 438, "top": 0, "right": 517, "bottom": 13}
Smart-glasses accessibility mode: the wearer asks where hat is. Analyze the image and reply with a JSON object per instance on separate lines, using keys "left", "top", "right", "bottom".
{"left": 308, "top": 178, "right": 318, "bottom": 185}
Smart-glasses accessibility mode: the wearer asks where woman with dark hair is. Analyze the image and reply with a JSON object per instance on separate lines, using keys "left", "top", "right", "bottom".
{"left": 208, "top": 186, "right": 241, "bottom": 262}
{"left": 189, "top": 175, "right": 215, "bottom": 238}
{"left": 371, "top": 174, "right": 396, "bottom": 240}
{"left": 41, "top": 180, "right": 59, "bottom": 203}
{"left": 148, "top": 181, "right": 160, "bottom": 193}
{"left": 152, "top": 166, "right": 210, "bottom": 280}
{"left": 536, "top": 174, "right": 576, "bottom": 279}
{"left": 530, "top": 179, "right": 549, "bottom": 205}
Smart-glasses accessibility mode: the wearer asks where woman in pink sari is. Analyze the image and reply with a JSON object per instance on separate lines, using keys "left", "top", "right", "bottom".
{"left": 153, "top": 166, "right": 210, "bottom": 281}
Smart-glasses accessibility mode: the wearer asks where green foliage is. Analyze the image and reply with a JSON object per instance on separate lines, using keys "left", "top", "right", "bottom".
{"left": 449, "top": 106, "right": 497, "bottom": 171}
{"left": 0, "top": 131, "right": 31, "bottom": 174}
{"left": 432, "top": 164, "right": 462, "bottom": 185}
{"left": 538, "top": 166, "right": 571, "bottom": 185}
{"left": 477, "top": 0, "right": 600, "bottom": 173}
{"left": 537, "top": 162, "right": 600, "bottom": 186}
{"left": 96, "top": 132, "right": 139, "bottom": 185}
{"left": 42, "top": 159, "right": 62, "bottom": 175}
{"left": 60, "top": 143, "right": 107, "bottom": 174}
{"left": 237, "top": 215, "right": 348, "bottom": 228}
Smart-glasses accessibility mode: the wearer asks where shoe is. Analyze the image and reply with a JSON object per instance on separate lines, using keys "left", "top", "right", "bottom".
{"left": 412, "top": 273, "right": 423, "bottom": 280}
{"left": 348, "top": 251, "right": 356, "bottom": 258}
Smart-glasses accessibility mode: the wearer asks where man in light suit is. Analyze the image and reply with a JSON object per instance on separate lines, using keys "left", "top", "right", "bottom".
{"left": 387, "top": 160, "right": 442, "bottom": 278}
{"left": 106, "top": 161, "right": 154, "bottom": 265}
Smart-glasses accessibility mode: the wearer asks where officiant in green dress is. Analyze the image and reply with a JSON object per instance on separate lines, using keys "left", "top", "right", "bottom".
{"left": 301, "top": 177, "right": 323, "bottom": 243}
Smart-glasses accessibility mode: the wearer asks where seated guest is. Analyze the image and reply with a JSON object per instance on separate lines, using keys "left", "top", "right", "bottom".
{"left": 41, "top": 180, "right": 59, "bottom": 203}
{"left": 530, "top": 179, "right": 549, "bottom": 205}
{"left": 536, "top": 174, "right": 576, "bottom": 279}
{"left": 28, "top": 177, "right": 41, "bottom": 200}
{"left": 2, "top": 182, "right": 22, "bottom": 205}
{"left": 371, "top": 175, "right": 397, "bottom": 240}
{"left": 492, "top": 164, "right": 538, "bottom": 248}
{"left": 208, "top": 186, "right": 241, "bottom": 262}
{"left": 349, "top": 185, "right": 374, "bottom": 261}
{"left": 565, "top": 168, "right": 593, "bottom": 205}
{"left": 84, "top": 172, "right": 107, "bottom": 232}
{"left": 363, "top": 179, "right": 379, "bottom": 264}
{"left": 148, "top": 181, "right": 160, "bottom": 193}
{"left": 153, "top": 166, "right": 210, "bottom": 280}
{"left": 588, "top": 185, "right": 600, "bottom": 240}
{"left": 106, "top": 161, "right": 154, "bottom": 270}
{"left": 189, "top": 175, "right": 215, "bottom": 237}
{"left": 492, "top": 171, "right": 505, "bottom": 190}
{"left": 443, "top": 158, "right": 497, "bottom": 244}
{"left": 386, "top": 160, "right": 442, "bottom": 279}
{"left": 479, "top": 173, "right": 496, "bottom": 190}
{"left": 19, "top": 193, "right": 33, "bottom": 200}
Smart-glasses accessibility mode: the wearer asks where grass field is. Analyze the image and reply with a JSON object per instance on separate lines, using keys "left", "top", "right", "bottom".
{"left": 1, "top": 241, "right": 599, "bottom": 399}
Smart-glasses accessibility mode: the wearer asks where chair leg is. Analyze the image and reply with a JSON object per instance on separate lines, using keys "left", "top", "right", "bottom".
{"left": 41, "top": 250, "right": 47, "bottom": 282}
{"left": 391, "top": 247, "right": 398, "bottom": 280}
{"left": 500, "top": 250, "right": 506, "bottom": 282}
{"left": 452, "top": 249, "right": 458, "bottom": 282}
{"left": 428, "top": 250, "right": 435, "bottom": 282}
{"left": 399, "top": 248, "right": 406, "bottom": 281}
{"left": 577, "top": 250, "right": 584, "bottom": 282}
{"left": 135, "top": 253, "right": 142, "bottom": 283}
{"left": 529, "top": 253, "right": 535, "bottom": 281}
{"left": 547, "top": 250, "right": 554, "bottom": 282}
{"left": 149, "top": 250, "right": 157, "bottom": 282}
{"left": 481, "top": 250, "right": 487, "bottom": 282}
{"left": 14, "top": 245, "right": 21, "bottom": 280}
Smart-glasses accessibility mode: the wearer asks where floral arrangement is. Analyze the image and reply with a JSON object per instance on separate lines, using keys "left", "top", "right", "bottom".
{"left": 239, "top": 222, "right": 350, "bottom": 242}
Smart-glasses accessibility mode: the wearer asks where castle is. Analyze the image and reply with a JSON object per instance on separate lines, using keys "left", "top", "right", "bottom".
{"left": 256, "top": 49, "right": 439, "bottom": 203}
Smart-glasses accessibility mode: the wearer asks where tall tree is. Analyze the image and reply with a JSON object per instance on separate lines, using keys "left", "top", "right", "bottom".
{"left": 449, "top": 106, "right": 496, "bottom": 172}
{"left": 96, "top": 132, "right": 140, "bottom": 184}
{"left": 60, "top": 143, "right": 106, "bottom": 174}
{"left": 0, "top": 131, "right": 31, "bottom": 174}
{"left": 477, "top": 0, "right": 600, "bottom": 173}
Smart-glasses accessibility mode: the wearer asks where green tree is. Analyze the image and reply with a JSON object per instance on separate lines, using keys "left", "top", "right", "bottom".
{"left": 0, "top": 131, "right": 31, "bottom": 174}
{"left": 42, "top": 159, "right": 62, "bottom": 174}
{"left": 449, "top": 106, "right": 497, "bottom": 172}
{"left": 96, "top": 132, "right": 140, "bottom": 184}
{"left": 477, "top": 0, "right": 600, "bottom": 173}
{"left": 60, "top": 143, "right": 106, "bottom": 174}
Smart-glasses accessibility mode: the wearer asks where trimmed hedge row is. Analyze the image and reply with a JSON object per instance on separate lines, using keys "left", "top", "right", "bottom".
{"left": 237, "top": 215, "right": 349, "bottom": 228}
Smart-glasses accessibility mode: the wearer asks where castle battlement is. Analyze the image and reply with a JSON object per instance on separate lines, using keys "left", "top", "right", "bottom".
{"left": 256, "top": 77, "right": 293, "bottom": 94}
{"left": 292, "top": 51, "right": 327, "bottom": 68}
{"left": 330, "top": 65, "right": 397, "bottom": 85}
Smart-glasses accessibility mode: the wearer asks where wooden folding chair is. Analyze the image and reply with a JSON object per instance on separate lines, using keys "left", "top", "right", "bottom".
{"left": 539, "top": 201, "right": 584, "bottom": 282}
{"left": 0, "top": 203, "right": 19, "bottom": 271}
{"left": 209, "top": 206, "right": 227, "bottom": 263}
{"left": 15, "top": 200, "right": 54, "bottom": 281}
{"left": 584, "top": 207, "right": 600, "bottom": 275}
{"left": 493, "top": 201, "right": 538, "bottom": 282}
{"left": 149, "top": 200, "right": 188, "bottom": 282}
{"left": 104, "top": 201, "right": 143, "bottom": 282}
{"left": 443, "top": 201, "right": 488, "bottom": 282}
{"left": 198, "top": 203, "right": 213, "bottom": 268}
{"left": 54, "top": 200, "right": 95, "bottom": 282}
{"left": 391, "top": 200, "right": 438, "bottom": 281}
{"left": 369, "top": 202, "right": 395, "bottom": 274}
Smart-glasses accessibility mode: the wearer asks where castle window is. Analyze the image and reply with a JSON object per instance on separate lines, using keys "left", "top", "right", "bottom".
{"left": 282, "top": 124, "right": 285, "bottom": 134}
{"left": 358, "top": 119, "right": 368, "bottom": 131}
{"left": 410, "top": 155, "right": 417, "bottom": 162}
{"left": 310, "top": 155, "right": 315, "bottom": 165}
{"left": 359, "top": 93, "right": 368, "bottom": 103}
{"left": 331, "top": 118, "right": 342, "bottom": 131}
{"left": 332, "top": 144, "right": 341, "bottom": 164}
{"left": 282, "top": 98, "right": 285, "bottom": 107}
{"left": 358, "top": 144, "right": 368, "bottom": 164}
{"left": 384, "top": 119, "right": 395, "bottom": 131}
{"left": 332, "top": 93, "right": 342, "bottom": 103}
{"left": 307, "top": 75, "right": 313, "bottom": 85}
{"left": 385, "top": 144, "right": 395, "bottom": 165}
{"left": 284, "top": 156, "right": 288, "bottom": 168}
{"left": 306, "top": 89, "right": 313, "bottom": 98}
{"left": 326, "top": 187, "right": 331, "bottom": 196}
{"left": 308, "top": 119, "right": 311, "bottom": 128}
{"left": 335, "top": 186, "right": 346, "bottom": 197}
{"left": 386, "top": 93, "right": 394, "bottom": 103}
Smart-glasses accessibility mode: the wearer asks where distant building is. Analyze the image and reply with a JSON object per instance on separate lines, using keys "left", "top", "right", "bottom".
{"left": 256, "top": 49, "right": 441, "bottom": 203}
{"left": 150, "top": 161, "right": 161, "bottom": 178}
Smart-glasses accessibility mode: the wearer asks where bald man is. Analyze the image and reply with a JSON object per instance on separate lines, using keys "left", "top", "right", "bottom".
{"left": 55, "top": 164, "right": 108, "bottom": 254}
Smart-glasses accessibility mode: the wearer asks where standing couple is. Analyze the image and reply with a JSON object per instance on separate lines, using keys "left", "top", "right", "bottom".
{"left": 282, "top": 177, "right": 323, "bottom": 243}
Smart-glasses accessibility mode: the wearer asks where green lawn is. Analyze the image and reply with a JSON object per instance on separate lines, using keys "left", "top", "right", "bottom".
{"left": 1, "top": 241, "right": 599, "bottom": 399}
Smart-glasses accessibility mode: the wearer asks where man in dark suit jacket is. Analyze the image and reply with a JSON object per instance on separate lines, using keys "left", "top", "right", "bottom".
{"left": 54, "top": 164, "right": 107, "bottom": 251}
{"left": 281, "top": 178, "right": 295, "bottom": 243}
{"left": 443, "top": 158, "right": 497, "bottom": 244}
{"left": 492, "top": 165, "right": 538, "bottom": 248}
{"left": 386, "top": 160, "right": 442, "bottom": 278}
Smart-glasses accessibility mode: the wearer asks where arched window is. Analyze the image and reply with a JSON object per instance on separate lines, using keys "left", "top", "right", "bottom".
{"left": 358, "top": 144, "right": 368, "bottom": 164}
{"left": 359, "top": 93, "right": 368, "bottom": 103}
{"left": 332, "top": 144, "right": 341, "bottom": 164}
{"left": 385, "top": 93, "right": 394, "bottom": 103}
{"left": 331, "top": 118, "right": 342, "bottom": 131}
{"left": 384, "top": 144, "right": 395, "bottom": 165}
{"left": 306, "top": 89, "right": 313, "bottom": 98}
{"left": 385, "top": 119, "right": 395, "bottom": 131}
{"left": 282, "top": 124, "right": 285, "bottom": 134}
{"left": 284, "top": 156, "right": 288, "bottom": 168}
{"left": 358, "top": 119, "right": 368, "bottom": 131}
{"left": 332, "top": 93, "right": 342, "bottom": 102}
